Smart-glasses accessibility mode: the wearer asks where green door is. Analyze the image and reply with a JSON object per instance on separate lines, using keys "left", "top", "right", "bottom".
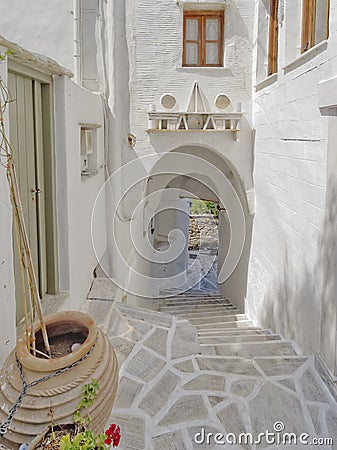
{"left": 8, "top": 72, "right": 47, "bottom": 321}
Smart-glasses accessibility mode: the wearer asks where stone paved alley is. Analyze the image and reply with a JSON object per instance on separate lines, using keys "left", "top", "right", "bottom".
{"left": 83, "top": 281, "right": 337, "bottom": 450}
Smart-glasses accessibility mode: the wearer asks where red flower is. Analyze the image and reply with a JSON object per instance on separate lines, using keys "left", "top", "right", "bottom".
{"left": 105, "top": 424, "right": 121, "bottom": 447}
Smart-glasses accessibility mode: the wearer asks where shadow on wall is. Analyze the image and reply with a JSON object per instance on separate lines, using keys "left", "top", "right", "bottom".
{"left": 257, "top": 248, "right": 321, "bottom": 354}
{"left": 219, "top": 214, "right": 253, "bottom": 313}
{"left": 255, "top": 176, "right": 337, "bottom": 363}
{"left": 320, "top": 175, "right": 337, "bottom": 371}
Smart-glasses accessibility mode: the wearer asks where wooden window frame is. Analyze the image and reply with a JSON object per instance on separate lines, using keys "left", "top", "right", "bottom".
{"left": 301, "top": 0, "right": 330, "bottom": 53}
{"left": 182, "top": 10, "right": 224, "bottom": 67}
{"left": 267, "top": 0, "right": 279, "bottom": 76}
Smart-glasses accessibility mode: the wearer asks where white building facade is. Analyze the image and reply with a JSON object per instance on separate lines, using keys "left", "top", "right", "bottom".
{"left": 0, "top": 0, "right": 336, "bottom": 380}
{"left": 249, "top": 0, "right": 337, "bottom": 376}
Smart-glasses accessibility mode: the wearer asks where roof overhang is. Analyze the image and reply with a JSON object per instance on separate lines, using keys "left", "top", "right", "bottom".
{"left": 0, "top": 35, "right": 73, "bottom": 78}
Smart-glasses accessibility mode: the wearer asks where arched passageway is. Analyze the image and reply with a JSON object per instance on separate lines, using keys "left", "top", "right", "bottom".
{"left": 127, "top": 146, "right": 253, "bottom": 311}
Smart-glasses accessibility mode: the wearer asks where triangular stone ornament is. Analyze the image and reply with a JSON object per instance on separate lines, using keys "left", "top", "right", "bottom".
{"left": 203, "top": 115, "right": 216, "bottom": 130}
{"left": 148, "top": 81, "right": 242, "bottom": 140}
{"left": 177, "top": 114, "right": 188, "bottom": 129}
{"left": 186, "top": 81, "right": 208, "bottom": 113}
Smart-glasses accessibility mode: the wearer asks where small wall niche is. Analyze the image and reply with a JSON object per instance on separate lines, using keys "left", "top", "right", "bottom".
{"left": 80, "top": 123, "right": 101, "bottom": 177}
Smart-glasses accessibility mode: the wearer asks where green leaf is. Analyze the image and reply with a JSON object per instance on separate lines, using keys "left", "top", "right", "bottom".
{"left": 0, "top": 50, "right": 13, "bottom": 62}
{"left": 60, "top": 434, "right": 75, "bottom": 450}
{"left": 73, "top": 410, "right": 84, "bottom": 424}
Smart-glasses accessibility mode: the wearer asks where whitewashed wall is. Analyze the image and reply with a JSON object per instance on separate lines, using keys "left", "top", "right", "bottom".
{"left": 125, "top": 0, "right": 254, "bottom": 178}
{"left": 248, "top": 0, "right": 337, "bottom": 372}
{"left": 54, "top": 77, "right": 107, "bottom": 311}
{"left": 0, "top": 51, "right": 16, "bottom": 365}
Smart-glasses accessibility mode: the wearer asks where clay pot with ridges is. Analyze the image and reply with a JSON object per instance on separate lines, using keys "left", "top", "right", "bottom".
{"left": 0, "top": 311, "right": 118, "bottom": 449}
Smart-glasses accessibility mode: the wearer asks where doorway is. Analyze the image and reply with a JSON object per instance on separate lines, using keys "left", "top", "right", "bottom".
{"left": 8, "top": 62, "right": 58, "bottom": 321}
{"left": 188, "top": 199, "right": 219, "bottom": 293}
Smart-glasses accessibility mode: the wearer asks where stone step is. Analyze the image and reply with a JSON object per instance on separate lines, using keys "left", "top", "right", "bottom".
{"left": 254, "top": 356, "right": 309, "bottom": 376}
{"left": 159, "top": 303, "right": 234, "bottom": 313}
{"left": 197, "top": 328, "right": 271, "bottom": 337}
{"left": 188, "top": 314, "right": 248, "bottom": 325}
{"left": 159, "top": 302, "right": 232, "bottom": 310}
{"left": 176, "top": 295, "right": 226, "bottom": 299}
{"left": 158, "top": 296, "right": 228, "bottom": 303}
{"left": 160, "top": 292, "right": 224, "bottom": 298}
{"left": 175, "top": 308, "right": 242, "bottom": 319}
{"left": 159, "top": 298, "right": 232, "bottom": 307}
{"left": 196, "top": 320, "right": 254, "bottom": 330}
{"left": 201, "top": 341, "right": 297, "bottom": 358}
{"left": 196, "top": 355, "right": 308, "bottom": 376}
{"left": 162, "top": 305, "right": 239, "bottom": 313}
{"left": 155, "top": 297, "right": 229, "bottom": 305}
{"left": 161, "top": 309, "right": 240, "bottom": 319}
{"left": 116, "top": 303, "right": 173, "bottom": 328}
{"left": 199, "top": 334, "right": 282, "bottom": 345}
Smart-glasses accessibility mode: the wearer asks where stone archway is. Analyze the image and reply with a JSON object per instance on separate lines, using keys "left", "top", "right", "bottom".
{"left": 130, "top": 146, "right": 253, "bottom": 311}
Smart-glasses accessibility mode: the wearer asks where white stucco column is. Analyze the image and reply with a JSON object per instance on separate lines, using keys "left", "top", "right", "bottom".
{"left": 0, "top": 50, "right": 16, "bottom": 364}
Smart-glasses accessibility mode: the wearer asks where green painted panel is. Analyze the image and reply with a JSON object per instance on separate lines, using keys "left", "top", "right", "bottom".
{"left": 34, "top": 81, "right": 47, "bottom": 296}
{"left": 9, "top": 73, "right": 40, "bottom": 322}
{"left": 8, "top": 74, "right": 25, "bottom": 322}
{"left": 24, "top": 76, "right": 39, "bottom": 285}
{"left": 15, "top": 74, "right": 29, "bottom": 223}
{"left": 41, "top": 83, "right": 58, "bottom": 294}
{"left": 9, "top": 67, "right": 57, "bottom": 323}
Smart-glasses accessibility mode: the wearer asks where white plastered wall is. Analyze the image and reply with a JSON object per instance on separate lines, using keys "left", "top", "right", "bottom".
{"left": 0, "top": 50, "right": 16, "bottom": 365}
{"left": 125, "top": 0, "right": 254, "bottom": 165}
{"left": 318, "top": 71, "right": 337, "bottom": 374}
{"left": 248, "top": 0, "right": 337, "bottom": 371}
{"left": 54, "top": 76, "right": 107, "bottom": 310}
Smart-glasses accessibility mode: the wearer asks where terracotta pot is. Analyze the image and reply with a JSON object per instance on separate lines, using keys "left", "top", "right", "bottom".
{"left": 0, "top": 311, "right": 119, "bottom": 449}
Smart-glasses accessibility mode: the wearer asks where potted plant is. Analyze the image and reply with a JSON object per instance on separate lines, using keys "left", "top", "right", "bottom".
{"left": 0, "top": 312, "right": 119, "bottom": 449}
{"left": 25, "top": 379, "right": 121, "bottom": 450}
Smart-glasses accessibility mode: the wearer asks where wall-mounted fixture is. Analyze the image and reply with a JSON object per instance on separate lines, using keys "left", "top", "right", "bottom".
{"left": 128, "top": 133, "right": 137, "bottom": 148}
{"left": 80, "top": 123, "right": 102, "bottom": 177}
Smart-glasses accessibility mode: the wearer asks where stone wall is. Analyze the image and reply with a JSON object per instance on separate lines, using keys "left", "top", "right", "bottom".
{"left": 189, "top": 214, "right": 218, "bottom": 251}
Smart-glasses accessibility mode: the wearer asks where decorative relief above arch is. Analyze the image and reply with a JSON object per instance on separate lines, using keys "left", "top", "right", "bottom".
{"left": 148, "top": 81, "right": 243, "bottom": 141}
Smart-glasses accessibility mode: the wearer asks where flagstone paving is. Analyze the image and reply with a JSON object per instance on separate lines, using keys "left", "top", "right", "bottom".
{"left": 83, "top": 290, "right": 337, "bottom": 450}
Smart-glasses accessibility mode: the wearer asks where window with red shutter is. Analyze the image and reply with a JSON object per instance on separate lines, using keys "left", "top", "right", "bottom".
{"left": 183, "top": 11, "right": 224, "bottom": 67}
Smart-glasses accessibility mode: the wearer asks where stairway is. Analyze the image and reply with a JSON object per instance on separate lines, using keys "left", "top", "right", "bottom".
{"left": 157, "top": 293, "right": 298, "bottom": 358}
{"left": 107, "top": 291, "right": 337, "bottom": 448}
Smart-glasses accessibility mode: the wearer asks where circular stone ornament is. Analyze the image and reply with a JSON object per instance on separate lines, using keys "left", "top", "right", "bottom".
{"left": 160, "top": 93, "right": 177, "bottom": 110}
{"left": 215, "top": 94, "right": 231, "bottom": 110}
